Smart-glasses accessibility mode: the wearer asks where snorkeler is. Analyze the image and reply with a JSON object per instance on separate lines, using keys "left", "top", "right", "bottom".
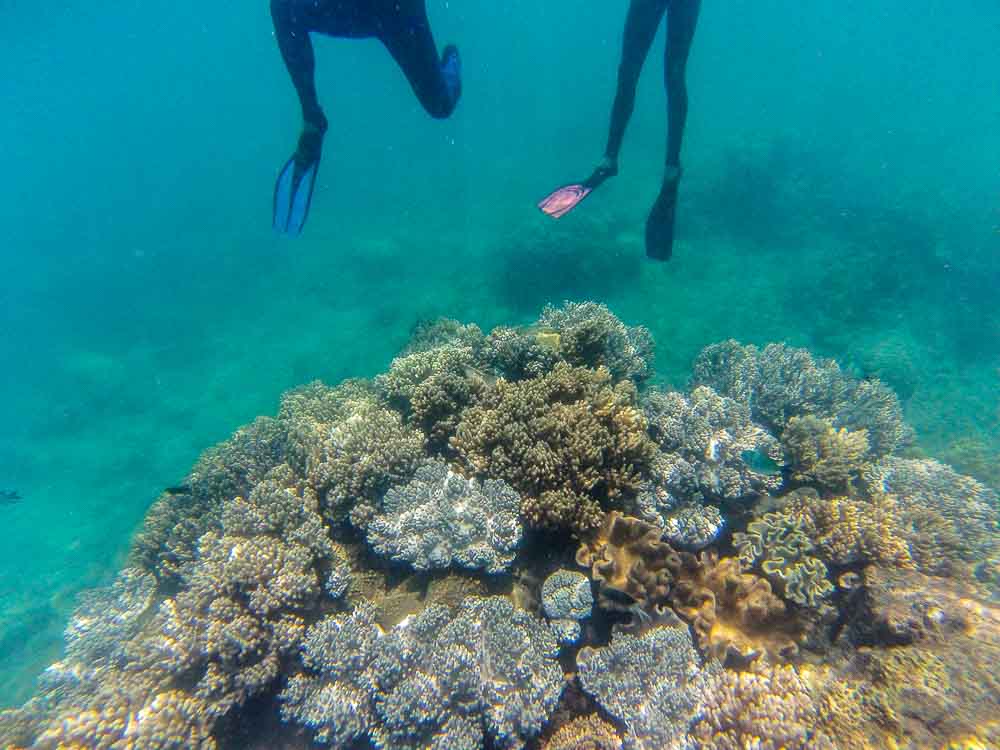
{"left": 270, "top": 0, "right": 462, "bottom": 235}
{"left": 539, "top": 0, "right": 701, "bottom": 261}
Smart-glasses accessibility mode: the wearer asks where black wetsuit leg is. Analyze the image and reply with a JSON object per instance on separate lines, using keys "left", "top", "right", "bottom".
{"left": 663, "top": 0, "right": 701, "bottom": 168}
{"left": 604, "top": 0, "right": 669, "bottom": 162}
{"left": 376, "top": 0, "right": 459, "bottom": 119}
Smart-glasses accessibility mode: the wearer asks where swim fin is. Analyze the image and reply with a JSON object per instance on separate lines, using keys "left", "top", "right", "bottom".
{"left": 645, "top": 170, "right": 680, "bottom": 261}
{"left": 537, "top": 183, "right": 593, "bottom": 218}
{"left": 537, "top": 162, "right": 616, "bottom": 219}
{"left": 273, "top": 155, "right": 320, "bottom": 236}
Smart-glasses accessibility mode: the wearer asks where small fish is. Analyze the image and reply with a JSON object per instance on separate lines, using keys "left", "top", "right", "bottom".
{"left": 0, "top": 489, "right": 22, "bottom": 505}
{"left": 740, "top": 449, "right": 784, "bottom": 476}
{"left": 164, "top": 484, "right": 192, "bottom": 496}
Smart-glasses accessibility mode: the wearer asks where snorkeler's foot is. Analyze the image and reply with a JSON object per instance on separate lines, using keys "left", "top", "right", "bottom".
{"left": 441, "top": 44, "right": 462, "bottom": 105}
{"left": 273, "top": 126, "right": 325, "bottom": 236}
{"left": 538, "top": 157, "right": 618, "bottom": 219}
{"left": 645, "top": 166, "right": 681, "bottom": 261}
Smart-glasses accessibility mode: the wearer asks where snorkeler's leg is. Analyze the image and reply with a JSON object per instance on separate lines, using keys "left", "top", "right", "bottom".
{"left": 645, "top": 0, "right": 700, "bottom": 260}
{"left": 599, "top": 0, "right": 669, "bottom": 178}
{"left": 540, "top": 0, "right": 666, "bottom": 219}
{"left": 270, "top": 0, "right": 329, "bottom": 234}
{"left": 380, "top": 0, "right": 460, "bottom": 119}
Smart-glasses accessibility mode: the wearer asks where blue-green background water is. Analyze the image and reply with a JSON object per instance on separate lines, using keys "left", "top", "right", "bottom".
{"left": 1, "top": 1, "right": 998, "bottom": 704}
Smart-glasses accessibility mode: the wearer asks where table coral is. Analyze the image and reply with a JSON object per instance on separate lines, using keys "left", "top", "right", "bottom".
{"left": 642, "top": 386, "right": 785, "bottom": 505}
{"left": 366, "top": 458, "right": 523, "bottom": 573}
{"left": 452, "top": 363, "right": 654, "bottom": 535}
{"left": 577, "top": 624, "right": 715, "bottom": 749}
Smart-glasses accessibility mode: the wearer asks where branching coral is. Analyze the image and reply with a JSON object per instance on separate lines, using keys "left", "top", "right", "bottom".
{"left": 781, "top": 415, "right": 871, "bottom": 492}
{"left": 688, "top": 664, "right": 836, "bottom": 749}
{"left": 734, "top": 510, "right": 834, "bottom": 608}
{"left": 781, "top": 488, "right": 913, "bottom": 568}
{"left": 862, "top": 457, "right": 999, "bottom": 578}
{"left": 577, "top": 625, "right": 716, "bottom": 749}
{"left": 64, "top": 567, "right": 157, "bottom": 666}
{"left": 283, "top": 596, "right": 564, "bottom": 750}
{"left": 537, "top": 301, "right": 654, "bottom": 384}
{"left": 400, "top": 317, "right": 487, "bottom": 357}
{"left": 452, "top": 363, "right": 654, "bottom": 535}
{"left": 139, "top": 465, "right": 339, "bottom": 715}
{"left": 483, "top": 324, "right": 561, "bottom": 381}
{"left": 543, "top": 714, "right": 622, "bottom": 750}
{"left": 376, "top": 344, "right": 487, "bottom": 451}
{"left": 576, "top": 512, "right": 682, "bottom": 620}
{"left": 661, "top": 503, "right": 726, "bottom": 550}
{"left": 642, "top": 386, "right": 785, "bottom": 505}
{"left": 669, "top": 552, "right": 805, "bottom": 666}
{"left": 366, "top": 459, "right": 523, "bottom": 573}
{"left": 691, "top": 340, "right": 909, "bottom": 457}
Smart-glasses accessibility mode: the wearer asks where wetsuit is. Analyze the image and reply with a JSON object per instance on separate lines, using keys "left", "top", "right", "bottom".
{"left": 270, "top": 0, "right": 460, "bottom": 234}
{"left": 579, "top": 0, "right": 700, "bottom": 259}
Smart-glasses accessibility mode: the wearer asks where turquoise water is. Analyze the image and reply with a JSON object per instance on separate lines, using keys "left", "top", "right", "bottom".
{"left": 1, "top": 0, "right": 998, "bottom": 709}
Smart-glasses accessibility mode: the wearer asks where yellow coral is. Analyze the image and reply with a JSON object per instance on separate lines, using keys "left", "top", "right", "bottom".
{"left": 782, "top": 415, "right": 870, "bottom": 492}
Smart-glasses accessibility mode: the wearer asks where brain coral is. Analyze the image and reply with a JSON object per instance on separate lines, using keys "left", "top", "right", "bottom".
{"left": 366, "top": 459, "right": 523, "bottom": 574}
{"left": 452, "top": 363, "right": 654, "bottom": 535}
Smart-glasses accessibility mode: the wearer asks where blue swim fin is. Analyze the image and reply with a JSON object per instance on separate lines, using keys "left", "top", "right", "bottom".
{"left": 273, "top": 156, "right": 319, "bottom": 236}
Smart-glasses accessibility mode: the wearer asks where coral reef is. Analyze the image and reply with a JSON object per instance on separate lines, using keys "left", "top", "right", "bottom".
{"left": 734, "top": 510, "right": 835, "bottom": 607}
{"left": 576, "top": 512, "right": 681, "bottom": 620}
{"left": 862, "top": 457, "right": 1000, "bottom": 579}
{"left": 366, "top": 458, "right": 523, "bottom": 573}
{"left": 688, "top": 664, "right": 836, "bottom": 749}
{"left": 781, "top": 415, "right": 871, "bottom": 492}
{"left": 661, "top": 503, "right": 726, "bottom": 550}
{"left": 691, "top": 340, "right": 909, "bottom": 456}
{"left": 453, "top": 363, "right": 654, "bottom": 535}
{"left": 542, "top": 714, "right": 622, "bottom": 750}
{"left": 6, "top": 305, "right": 999, "bottom": 750}
{"left": 577, "top": 625, "right": 716, "bottom": 749}
{"left": 283, "top": 596, "right": 564, "bottom": 750}
{"left": 669, "top": 552, "right": 805, "bottom": 666}
{"left": 642, "top": 386, "right": 785, "bottom": 505}
{"left": 536, "top": 301, "right": 654, "bottom": 384}
{"left": 541, "top": 569, "right": 593, "bottom": 645}
{"left": 376, "top": 343, "right": 487, "bottom": 451}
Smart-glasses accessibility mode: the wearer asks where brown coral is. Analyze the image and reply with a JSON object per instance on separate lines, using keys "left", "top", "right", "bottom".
{"left": 688, "top": 664, "right": 836, "bottom": 750}
{"left": 576, "top": 512, "right": 681, "bottom": 619}
{"left": 782, "top": 488, "right": 913, "bottom": 568}
{"left": 452, "top": 363, "right": 654, "bottom": 535}
{"left": 781, "top": 415, "right": 870, "bottom": 492}
{"left": 669, "top": 552, "right": 805, "bottom": 667}
{"left": 543, "top": 714, "right": 622, "bottom": 750}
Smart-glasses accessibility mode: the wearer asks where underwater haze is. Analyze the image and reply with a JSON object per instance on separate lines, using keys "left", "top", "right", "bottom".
{"left": 1, "top": 0, "right": 998, "bottom": 740}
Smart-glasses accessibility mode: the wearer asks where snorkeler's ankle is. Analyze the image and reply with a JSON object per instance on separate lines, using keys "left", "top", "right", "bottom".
{"left": 598, "top": 155, "right": 619, "bottom": 175}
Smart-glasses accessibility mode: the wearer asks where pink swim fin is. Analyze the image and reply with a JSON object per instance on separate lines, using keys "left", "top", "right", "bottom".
{"left": 537, "top": 183, "right": 593, "bottom": 219}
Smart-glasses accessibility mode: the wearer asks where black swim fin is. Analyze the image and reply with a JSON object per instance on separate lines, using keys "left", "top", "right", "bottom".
{"left": 273, "top": 155, "right": 320, "bottom": 236}
{"left": 645, "top": 170, "right": 681, "bottom": 261}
